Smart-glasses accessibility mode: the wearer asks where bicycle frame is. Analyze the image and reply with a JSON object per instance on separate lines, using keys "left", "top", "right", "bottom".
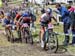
{"left": 44, "top": 23, "right": 54, "bottom": 41}
{"left": 43, "top": 23, "right": 58, "bottom": 53}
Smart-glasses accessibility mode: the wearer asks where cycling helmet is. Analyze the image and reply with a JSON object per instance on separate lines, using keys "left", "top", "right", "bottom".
{"left": 46, "top": 8, "right": 52, "bottom": 14}
{"left": 5, "top": 12, "right": 11, "bottom": 17}
{"left": 22, "top": 12, "right": 29, "bottom": 17}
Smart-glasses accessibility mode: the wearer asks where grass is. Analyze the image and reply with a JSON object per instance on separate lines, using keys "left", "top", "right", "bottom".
{"left": 0, "top": 23, "right": 5, "bottom": 30}
{"left": 8, "top": 0, "right": 22, "bottom": 4}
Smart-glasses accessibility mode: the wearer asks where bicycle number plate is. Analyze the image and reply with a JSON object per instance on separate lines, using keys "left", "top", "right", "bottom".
{"left": 22, "top": 23, "right": 29, "bottom": 27}
{"left": 48, "top": 23, "right": 54, "bottom": 29}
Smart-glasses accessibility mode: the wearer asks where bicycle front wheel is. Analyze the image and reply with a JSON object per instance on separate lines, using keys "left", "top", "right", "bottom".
{"left": 44, "top": 32, "right": 58, "bottom": 53}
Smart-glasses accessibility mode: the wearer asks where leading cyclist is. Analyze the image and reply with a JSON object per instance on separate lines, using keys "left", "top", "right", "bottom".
{"left": 40, "top": 8, "right": 58, "bottom": 48}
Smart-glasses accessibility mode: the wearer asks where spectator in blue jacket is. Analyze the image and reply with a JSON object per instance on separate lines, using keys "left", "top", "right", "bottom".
{"left": 56, "top": 4, "right": 68, "bottom": 22}
{"left": 56, "top": 3, "right": 71, "bottom": 46}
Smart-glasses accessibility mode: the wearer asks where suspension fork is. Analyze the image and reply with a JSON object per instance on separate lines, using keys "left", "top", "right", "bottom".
{"left": 45, "top": 29, "right": 49, "bottom": 42}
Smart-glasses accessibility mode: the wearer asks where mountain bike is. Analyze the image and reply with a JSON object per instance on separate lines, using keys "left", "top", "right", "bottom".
{"left": 42, "top": 23, "right": 58, "bottom": 53}
{"left": 21, "top": 23, "right": 33, "bottom": 44}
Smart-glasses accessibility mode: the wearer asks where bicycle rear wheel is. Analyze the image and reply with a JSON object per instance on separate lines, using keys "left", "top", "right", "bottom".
{"left": 21, "top": 28, "right": 33, "bottom": 44}
{"left": 28, "top": 31, "right": 33, "bottom": 45}
{"left": 21, "top": 29, "right": 28, "bottom": 43}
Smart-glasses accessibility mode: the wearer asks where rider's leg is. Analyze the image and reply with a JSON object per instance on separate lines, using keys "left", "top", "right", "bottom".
{"left": 40, "top": 26, "right": 45, "bottom": 48}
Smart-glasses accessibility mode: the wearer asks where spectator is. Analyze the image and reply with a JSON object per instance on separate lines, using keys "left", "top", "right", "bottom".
{"left": 55, "top": 3, "right": 71, "bottom": 46}
{"left": 68, "top": 5, "right": 75, "bottom": 46}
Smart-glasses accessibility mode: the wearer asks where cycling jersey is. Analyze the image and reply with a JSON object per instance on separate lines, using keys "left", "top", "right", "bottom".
{"left": 40, "top": 13, "right": 53, "bottom": 23}
{"left": 4, "top": 18, "right": 13, "bottom": 25}
{"left": 40, "top": 13, "right": 53, "bottom": 27}
{"left": 21, "top": 13, "right": 31, "bottom": 26}
{"left": 15, "top": 14, "right": 21, "bottom": 21}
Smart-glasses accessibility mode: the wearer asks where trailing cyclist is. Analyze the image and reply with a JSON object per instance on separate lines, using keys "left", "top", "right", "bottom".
{"left": 4, "top": 12, "right": 14, "bottom": 41}
{"left": 20, "top": 12, "right": 31, "bottom": 27}
{"left": 18, "top": 11, "right": 33, "bottom": 44}
{"left": 4, "top": 12, "right": 14, "bottom": 29}
{"left": 28, "top": 10, "right": 36, "bottom": 31}
{"left": 14, "top": 12, "right": 22, "bottom": 39}
{"left": 14, "top": 12, "right": 21, "bottom": 28}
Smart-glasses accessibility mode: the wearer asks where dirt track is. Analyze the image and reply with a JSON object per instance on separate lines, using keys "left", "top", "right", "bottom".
{"left": 0, "top": 32, "right": 74, "bottom": 56}
{"left": 0, "top": 43, "right": 74, "bottom": 56}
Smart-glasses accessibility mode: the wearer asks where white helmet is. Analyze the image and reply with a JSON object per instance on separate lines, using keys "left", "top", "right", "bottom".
{"left": 46, "top": 8, "right": 52, "bottom": 14}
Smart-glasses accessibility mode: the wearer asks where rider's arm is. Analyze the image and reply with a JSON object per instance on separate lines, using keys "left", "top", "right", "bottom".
{"left": 51, "top": 16, "right": 59, "bottom": 25}
{"left": 14, "top": 17, "right": 17, "bottom": 23}
{"left": 30, "top": 17, "right": 32, "bottom": 22}
{"left": 14, "top": 14, "right": 18, "bottom": 23}
{"left": 51, "top": 15, "right": 57, "bottom": 22}
{"left": 18, "top": 16, "right": 22, "bottom": 23}
{"left": 3, "top": 18, "right": 10, "bottom": 27}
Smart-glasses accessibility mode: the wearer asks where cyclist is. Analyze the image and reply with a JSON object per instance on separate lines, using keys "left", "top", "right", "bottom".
{"left": 4, "top": 12, "right": 15, "bottom": 41}
{"left": 14, "top": 12, "right": 21, "bottom": 26}
{"left": 18, "top": 12, "right": 31, "bottom": 29}
{"left": 4, "top": 12, "right": 13, "bottom": 29}
{"left": 28, "top": 11, "right": 36, "bottom": 31}
{"left": 40, "top": 8, "right": 57, "bottom": 48}
{"left": 14, "top": 12, "right": 22, "bottom": 39}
